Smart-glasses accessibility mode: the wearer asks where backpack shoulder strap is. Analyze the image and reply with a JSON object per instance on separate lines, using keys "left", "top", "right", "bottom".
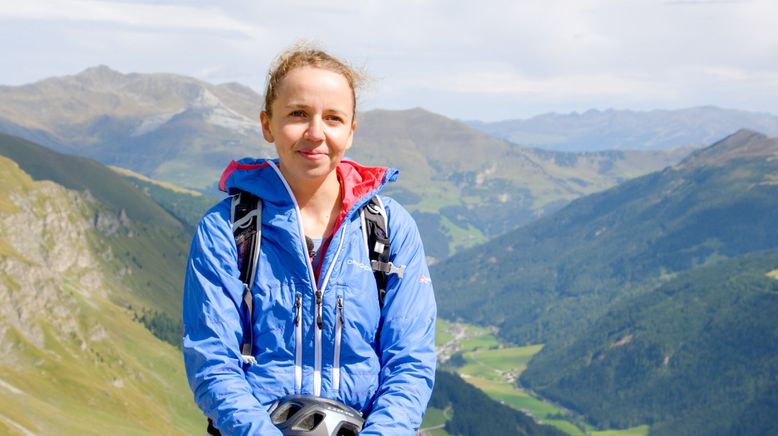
{"left": 360, "top": 196, "right": 404, "bottom": 310}
{"left": 230, "top": 190, "right": 262, "bottom": 365}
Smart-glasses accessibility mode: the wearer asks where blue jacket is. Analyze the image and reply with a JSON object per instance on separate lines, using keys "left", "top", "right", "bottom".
{"left": 183, "top": 158, "right": 437, "bottom": 435}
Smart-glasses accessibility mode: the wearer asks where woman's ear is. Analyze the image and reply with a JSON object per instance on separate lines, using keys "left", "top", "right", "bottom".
{"left": 260, "top": 111, "right": 274, "bottom": 142}
{"left": 345, "top": 119, "right": 357, "bottom": 151}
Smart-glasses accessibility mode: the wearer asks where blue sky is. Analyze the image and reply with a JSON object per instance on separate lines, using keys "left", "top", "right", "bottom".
{"left": 1, "top": 0, "right": 776, "bottom": 121}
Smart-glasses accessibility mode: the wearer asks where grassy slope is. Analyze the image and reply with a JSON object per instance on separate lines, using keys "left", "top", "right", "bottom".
{"left": 419, "top": 407, "right": 452, "bottom": 436}
{"left": 0, "top": 295, "right": 201, "bottom": 434}
{"left": 0, "top": 157, "right": 201, "bottom": 433}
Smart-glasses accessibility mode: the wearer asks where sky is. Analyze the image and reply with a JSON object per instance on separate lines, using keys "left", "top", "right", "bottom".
{"left": 1, "top": 0, "right": 776, "bottom": 121}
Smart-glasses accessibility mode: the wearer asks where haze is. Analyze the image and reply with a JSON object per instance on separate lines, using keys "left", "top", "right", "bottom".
{"left": 1, "top": 0, "right": 776, "bottom": 121}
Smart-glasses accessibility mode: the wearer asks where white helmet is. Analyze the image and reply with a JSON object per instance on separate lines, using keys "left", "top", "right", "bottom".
{"left": 268, "top": 395, "right": 364, "bottom": 436}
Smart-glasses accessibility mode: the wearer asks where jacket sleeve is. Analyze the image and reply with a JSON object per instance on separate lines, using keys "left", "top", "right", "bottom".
{"left": 360, "top": 198, "right": 437, "bottom": 436}
{"left": 182, "top": 200, "right": 282, "bottom": 436}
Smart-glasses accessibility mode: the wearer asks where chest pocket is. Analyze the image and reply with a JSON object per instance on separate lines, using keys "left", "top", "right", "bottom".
{"left": 251, "top": 279, "right": 302, "bottom": 361}
{"left": 328, "top": 283, "right": 380, "bottom": 345}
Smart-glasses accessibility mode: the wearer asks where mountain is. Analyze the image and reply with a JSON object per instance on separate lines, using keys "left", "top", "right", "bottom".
{"left": 432, "top": 129, "right": 778, "bottom": 345}
{"left": 0, "top": 65, "right": 273, "bottom": 190}
{"left": 0, "top": 133, "right": 191, "bottom": 316}
{"left": 0, "top": 150, "right": 201, "bottom": 432}
{"left": 352, "top": 108, "right": 693, "bottom": 259}
{"left": 520, "top": 249, "right": 778, "bottom": 435}
{"left": 468, "top": 106, "right": 778, "bottom": 151}
{"left": 0, "top": 67, "right": 691, "bottom": 260}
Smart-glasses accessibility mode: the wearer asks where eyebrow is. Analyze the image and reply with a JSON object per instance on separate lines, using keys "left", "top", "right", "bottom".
{"left": 284, "top": 103, "right": 349, "bottom": 117}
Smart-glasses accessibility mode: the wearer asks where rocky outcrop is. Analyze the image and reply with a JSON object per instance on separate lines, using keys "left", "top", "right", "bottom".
{"left": 0, "top": 156, "right": 201, "bottom": 434}
{"left": 0, "top": 157, "right": 109, "bottom": 356}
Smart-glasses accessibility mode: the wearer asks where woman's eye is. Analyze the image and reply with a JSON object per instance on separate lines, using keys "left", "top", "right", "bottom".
{"left": 326, "top": 115, "right": 344, "bottom": 123}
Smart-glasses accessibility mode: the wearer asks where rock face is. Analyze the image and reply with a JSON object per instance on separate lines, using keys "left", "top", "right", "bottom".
{"left": 0, "top": 157, "right": 102, "bottom": 351}
{"left": 0, "top": 156, "right": 201, "bottom": 434}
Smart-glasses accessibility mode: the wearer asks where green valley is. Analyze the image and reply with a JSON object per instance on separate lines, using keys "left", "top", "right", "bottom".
{"left": 431, "top": 321, "right": 649, "bottom": 436}
{"left": 433, "top": 129, "right": 778, "bottom": 344}
{"left": 432, "top": 130, "right": 778, "bottom": 434}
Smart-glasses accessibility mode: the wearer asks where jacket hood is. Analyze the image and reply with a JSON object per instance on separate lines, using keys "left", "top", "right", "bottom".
{"left": 219, "top": 157, "right": 398, "bottom": 220}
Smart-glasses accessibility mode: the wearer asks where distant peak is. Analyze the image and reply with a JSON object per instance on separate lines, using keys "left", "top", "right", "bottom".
{"left": 723, "top": 128, "right": 768, "bottom": 142}
{"left": 680, "top": 128, "right": 775, "bottom": 168}
{"left": 81, "top": 65, "right": 121, "bottom": 74}
{"left": 77, "top": 65, "right": 125, "bottom": 81}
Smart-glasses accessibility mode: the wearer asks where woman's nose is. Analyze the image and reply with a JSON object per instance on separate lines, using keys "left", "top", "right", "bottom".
{"left": 305, "top": 117, "right": 325, "bottom": 141}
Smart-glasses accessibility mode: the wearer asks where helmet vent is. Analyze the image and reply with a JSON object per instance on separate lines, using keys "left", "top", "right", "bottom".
{"left": 335, "top": 422, "right": 360, "bottom": 436}
{"left": 293, "top": 412, "right": 325, "bottom": 431}
{"left": 271, "top": 402, "right": 303, "bottom": 425}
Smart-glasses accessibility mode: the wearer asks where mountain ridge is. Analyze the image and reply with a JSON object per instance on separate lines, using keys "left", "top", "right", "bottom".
{"left": 432, "top": 129, "right": 778, "bottom": 343}
{"left": 468, "top": 106, "right": 778, "bottom": 151}
{"left": 0, "top": 69, "right": 694, "bottom": 260}
{"left": 678, "top": 128, "right": 777, "bottom": 168}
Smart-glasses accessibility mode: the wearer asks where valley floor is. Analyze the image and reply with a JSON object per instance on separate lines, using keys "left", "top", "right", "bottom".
{"left": 422, "top": 320, "right": 650, "bottom": 436}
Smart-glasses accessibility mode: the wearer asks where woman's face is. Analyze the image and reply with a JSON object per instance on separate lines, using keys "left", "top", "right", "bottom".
{"left": 261, "top": 66, "right": 357, "bottom": 184}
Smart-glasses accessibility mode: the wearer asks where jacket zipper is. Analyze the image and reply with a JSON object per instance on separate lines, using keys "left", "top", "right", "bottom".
{"left": 313, "top": 226, "right": 347, "bottom": 396}
{"left": 314, "top": 289, "right": 323, "bottom": 394}
{"left": 294, "top": 292, "right": 302, "bottom": 392}
{"left": 268, "top": 161, "right": 347, "bottom": 397}
{"left": 333, "top": 295, "right": 344, "bottom": 392}
{"left": 269, "top": 161, "right": 320, "bottom": 394}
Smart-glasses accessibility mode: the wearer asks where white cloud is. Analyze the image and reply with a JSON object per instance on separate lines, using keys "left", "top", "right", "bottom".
{"left": 0, "top": 0, "right": 776, "bottom": 120}
{"left": 0, "top": 0, "right": 254, "bottom": 35}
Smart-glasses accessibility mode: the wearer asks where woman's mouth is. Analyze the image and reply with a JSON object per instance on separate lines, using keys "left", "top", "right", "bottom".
{"left": 299, "top": 150, "right": 326, "bottom": 160}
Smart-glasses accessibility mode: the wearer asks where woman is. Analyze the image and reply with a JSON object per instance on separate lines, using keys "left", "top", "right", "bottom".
{"left": 182, "top": 46, "right": 437, "bottom": 435}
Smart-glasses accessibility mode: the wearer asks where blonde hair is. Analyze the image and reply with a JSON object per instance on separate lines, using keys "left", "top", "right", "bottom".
{"left": 263, "top": 43, "right": 365, "bottom": 120}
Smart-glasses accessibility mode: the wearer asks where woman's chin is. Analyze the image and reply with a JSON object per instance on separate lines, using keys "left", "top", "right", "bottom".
{"left": 283, "top": 163, "right": 338, "bottom": 183}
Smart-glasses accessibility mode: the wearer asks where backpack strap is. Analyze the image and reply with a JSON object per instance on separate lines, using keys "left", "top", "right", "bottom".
{"left": 230, "top": 190, "right": 262, "bottom": 365}
{"left": 360, "top": 196, "right": 405, "bottom": 310}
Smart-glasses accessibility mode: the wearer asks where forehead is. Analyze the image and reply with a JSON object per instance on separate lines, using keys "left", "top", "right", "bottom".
{"left": 275, "top": 67, "right": 354, "bottom": 110}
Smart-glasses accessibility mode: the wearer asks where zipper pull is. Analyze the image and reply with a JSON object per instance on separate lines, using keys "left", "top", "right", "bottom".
{"left": 315, "top": 290, "right": 323, "bottom": 329}
{"left": 294, "top": 293, "right": 302, "bottom": 326}
{"left": 336, "top": 296, "right": 344, "bottom": 324}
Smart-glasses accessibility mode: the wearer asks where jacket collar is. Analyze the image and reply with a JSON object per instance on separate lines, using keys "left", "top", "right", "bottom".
{"left": 219, "top": 157, "right": 398, "bottom": 219}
